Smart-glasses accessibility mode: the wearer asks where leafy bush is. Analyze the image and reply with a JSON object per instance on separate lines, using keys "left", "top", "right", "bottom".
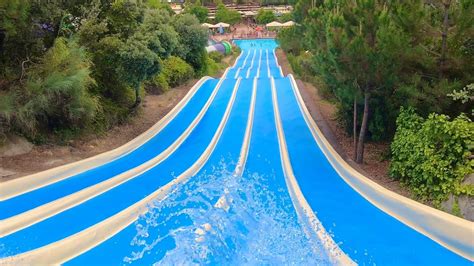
{"left": 204, "top": 56, "right": 221, "bottom": 77}
{"left": 186, "top": 2, "right": 208, "bottom": 23}
{"left": 215, "top": 4, "right": 241, "bottom": 25}
{"left": 208, "top": 51, "right": 224, "bottom": 63}
{"left": 12, "top": 38, "right": 99, "bottom": 137}
{"left": 256, "top": 9, "right": 276, "bottom": 24}
{"left": 162, "top": 56, "right": 194, "bottom": 87}
{"left": 172, "top": 14, "right": 208, "bottom": 73}
{"left": 146, "top": 73, "right": 169, "bottom": 94}
{"left": 390, "top": 107, "right": 474, "bottom": 205}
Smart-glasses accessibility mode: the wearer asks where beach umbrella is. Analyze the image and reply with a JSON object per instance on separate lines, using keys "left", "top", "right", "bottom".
{"left": 266, "top": 21, "right": 283, "bottom": 27}
{"left": 201, "top": 23, "right": 214, "bottom": 28}
{"left": 215, "top": 22, "right": 230, "bottom": 28}
{"left": 282, "top": 21, "right": 296, "bottom": 27}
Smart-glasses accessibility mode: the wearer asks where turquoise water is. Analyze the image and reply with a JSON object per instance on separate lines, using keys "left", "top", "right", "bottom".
{"left": 233, "top": 38, "right": 279, "bottom": 50}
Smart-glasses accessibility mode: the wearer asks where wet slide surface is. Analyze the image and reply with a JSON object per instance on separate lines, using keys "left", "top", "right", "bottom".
{"left": 1, "top": 39, "right": 471, "bottom": 265}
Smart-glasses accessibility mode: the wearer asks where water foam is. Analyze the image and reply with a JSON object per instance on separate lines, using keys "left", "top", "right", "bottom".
{"left": 124, "top": 160, "right": 331, "bottom": 265}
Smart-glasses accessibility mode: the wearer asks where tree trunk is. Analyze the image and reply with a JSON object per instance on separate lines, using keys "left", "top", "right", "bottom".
{"left": 356, "top": 91, "right": 369, "bottom": 164}
{"left": 132, "top": 84, "right": 141, "bottom": 109}
{"left": 353, "top": 96, "right": 357, "bottom": 161}
{"left": 439, "top": 0, "right": 451, "bottom": 75}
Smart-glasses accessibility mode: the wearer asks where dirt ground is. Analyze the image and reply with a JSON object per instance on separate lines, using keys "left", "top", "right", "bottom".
{"left": 275, "top": 49, "right": 411, "bottom": 197}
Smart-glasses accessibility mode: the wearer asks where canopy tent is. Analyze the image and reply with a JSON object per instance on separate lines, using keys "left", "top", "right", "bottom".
{"left": 201, "top": 23, "right": 215, "bottom": 28}
{"left": 241, "top": 11, "right": 257, "bottom": 17}
{"left": 214, "top": 22, "right": 230, "bottom": 28}
{"left": 282, "top": 21, "right": 296, "bottom": 27}
{"left": 266, "top": 21, "right": 283, "bottom": 27}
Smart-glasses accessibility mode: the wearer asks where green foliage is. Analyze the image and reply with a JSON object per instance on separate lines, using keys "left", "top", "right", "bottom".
{"left": 161, "top": 56, "right": 194, "bottom": 87}
{"left": 186, "top": 3, "right": 208, "bottom": 23}
{"left": 146, "top": 0, "right": 175, "bottom": 16}
{"left": 256, "top": 9, "right": 276, "bottom": 24}
{"left": 1, "top": 0, "right": 209, "bottom": 141}
{"left": 278, "top": 12, "right": 293, "bottom": 23}
{"left": 277, "top": 26, "right": 304, "bottom": 54}
{"left": 208, "top": 51, "right": 224, "bottom": 63}
{"left": 204, "top": 55, "right": 221, "bottom": 76}
{"left": 281, "top": 0, "right": 474, "bottom": 144}
{"left": 10, "top": 38, "right": 99, "bottom": 138}
{"left": 172, "top": 14, "right": 208, "bottom": 74}
{"left": 146, "top": 73, "right": 169, "bottom": 94}
{"left": 215, "top": 4, "right": 241, "bottom": 25}
{"left": 390, "top": 107, "right": 474, "bottom": 205}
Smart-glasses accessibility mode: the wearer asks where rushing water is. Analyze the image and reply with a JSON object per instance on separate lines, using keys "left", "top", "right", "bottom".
{"left": 123, "top": 160, "right": 331, "bottom": 265}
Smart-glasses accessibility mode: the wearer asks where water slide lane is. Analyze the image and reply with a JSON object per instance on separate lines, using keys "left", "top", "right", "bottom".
{"left": 268, "top": 50, "right": 282, "bottom": 78}
{"left": 225, "top": 50, "right": 247, "bottom": 78}
{"left": 0, "top": 78, "right": 239, "bottom": 258}
{"left": 273, "top": 77, "right": 471, "bottom": 265}
{"left": 67, "top": 78, "right": 255, "bottom": 265}
{"left": 0, "top": 79, "right": 219, "bottom": 219}
{"left": 238, "top": 49, "right": 256, "bottom": 79}
{"left": 233, "top": 50, "right": 251, "bottom": 79}
{"left": 240, "top": 78, "right": 331, "bottom": 264}
{"left": 247, "top": 50, "right": 261, "bottom": 78}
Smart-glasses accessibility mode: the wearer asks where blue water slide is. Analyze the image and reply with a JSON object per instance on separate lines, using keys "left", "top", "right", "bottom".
{"left": 1, "top": 39, "right": 472, "bottom": 265}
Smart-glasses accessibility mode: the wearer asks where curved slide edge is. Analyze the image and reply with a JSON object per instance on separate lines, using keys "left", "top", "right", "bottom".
{"left": 288, "top": 74, "right": 474, "bottom": 261}
{"left": 270, "top": 78, "right": 355, "bottom": 265}
{"left": 0, "top": 78, "right": 242, "bottom": 265}
{"left": 0, "top": 72, "right": 229, "bottom": 237}
{"left": 234, "top": 78, "right": 257, "bottom": 176}
{"left": 0, "top": 76, "right": 212, "bottom": 201}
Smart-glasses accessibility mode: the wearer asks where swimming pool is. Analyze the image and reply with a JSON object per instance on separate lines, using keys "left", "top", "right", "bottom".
{"left": 1, "top": 39, "right": 472, "bottom": 265}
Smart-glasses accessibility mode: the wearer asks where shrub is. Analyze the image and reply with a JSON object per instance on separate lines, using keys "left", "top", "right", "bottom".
{"left": 146, "top": 73, "right": 169, "bottom": 94}
{"left": 215, "top": 4, "right": 241, "bottom": 25}
{"left": 390, "top": 107, "right": 474, "bottom": 205}
{"left": 162, "top": 56, "right": 194, "bottom": 87}
{"left": 205, "top": 56, "right": 220, "bottom": 77}
{"left": 208, "top": 51, "right": 224, "bottom": 63}
{"left": 13, "top": 38, "right": 100, "bottom": 138}
{"left": 256, "top": 9, "right": 276, "bottom": 25}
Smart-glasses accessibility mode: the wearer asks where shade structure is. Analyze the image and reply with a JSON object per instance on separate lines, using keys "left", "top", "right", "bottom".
{"left": 201, "top": 23, "right": 214, "bottom": 28}
{"left": 242, "top": 10, "right": 257, "bottom": 17}
{"left": 282, "top": 21, "right": 296, "bottom": 27}
{"left": 266, "top": 21, "right": 283, "bottom": 27}
{"left": 215, "top": 22, "right": 230, "bottom": 28}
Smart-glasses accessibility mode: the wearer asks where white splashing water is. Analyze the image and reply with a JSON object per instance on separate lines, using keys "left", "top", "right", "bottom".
{"left": 124, "top": 160, "right": 332, "bottom": 265}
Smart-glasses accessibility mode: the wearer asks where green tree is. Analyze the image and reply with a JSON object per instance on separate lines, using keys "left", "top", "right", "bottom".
{"left": 256, "top": 9, "right": 276, "bottom": 24}
{"left": 12, "top": 38, "right": 99, "bottom": 137}
{"left": 119, "top": 35, "right": 161, "bottom": 108}
{"left": 172, "top": 14, "right": 208, "bottom": 74}
{"left": 186, "top": 0, "right": 209, "bottom": 23}
{"left": 215, "top": 4, "right": 241, "bottom": 25}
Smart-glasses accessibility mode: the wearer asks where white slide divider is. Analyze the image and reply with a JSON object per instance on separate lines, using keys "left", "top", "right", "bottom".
{"left": 234, "top": 78, "right": 257, "bottom": 177}
{"left": 234, "top": 50, "right": 251, "bottom": 79}
{"left": 271, "top": 78, "right": 355, "bottom": 265}
{"left": 246, "top": 50, "right": 257, "bottom": 79}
